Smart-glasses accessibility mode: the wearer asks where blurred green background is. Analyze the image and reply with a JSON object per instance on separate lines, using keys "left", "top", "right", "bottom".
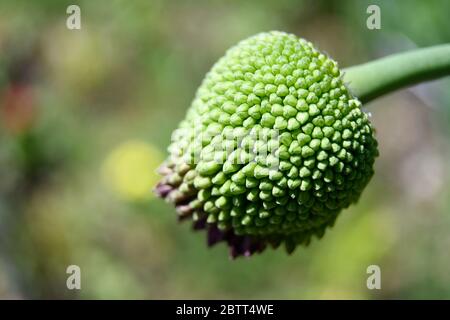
{"left": 0, "top": 0, "right": 449, "bottom": 299}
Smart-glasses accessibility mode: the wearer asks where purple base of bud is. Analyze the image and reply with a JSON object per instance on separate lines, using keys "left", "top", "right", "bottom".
{"left": 155, "top": 178, "right": 269, "bottom": 259}
{"left": 193, "top": 217, "right": 267, "bottom": 258}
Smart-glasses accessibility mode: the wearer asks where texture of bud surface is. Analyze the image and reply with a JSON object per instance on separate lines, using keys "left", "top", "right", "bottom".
{"left": 155, "top": 31, "right": 378, "bottom": 258}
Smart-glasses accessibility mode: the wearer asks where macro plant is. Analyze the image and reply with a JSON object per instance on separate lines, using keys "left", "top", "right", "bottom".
{"left": 155, "top": 31, "right": 450, "bottom": 258}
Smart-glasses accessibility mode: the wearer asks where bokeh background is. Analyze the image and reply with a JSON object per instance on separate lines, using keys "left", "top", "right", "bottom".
{"left": 0, "top": 0, "right": 449, "bottom": 299}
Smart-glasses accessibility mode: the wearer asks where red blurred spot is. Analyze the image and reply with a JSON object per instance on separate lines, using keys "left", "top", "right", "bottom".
{"left": 1, "top": 84, "right": 36, "bottom": 134}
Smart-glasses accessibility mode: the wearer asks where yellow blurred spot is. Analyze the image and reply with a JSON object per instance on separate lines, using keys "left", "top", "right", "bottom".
{"left": 102, "top": 140, "right": 163, "bottom": 202}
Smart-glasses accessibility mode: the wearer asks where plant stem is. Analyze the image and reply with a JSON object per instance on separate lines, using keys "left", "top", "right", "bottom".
{"left": 343, "top": 44, "right": 450, "bottom": 103}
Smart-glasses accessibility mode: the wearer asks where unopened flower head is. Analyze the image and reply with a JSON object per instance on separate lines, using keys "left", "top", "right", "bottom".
{"left": 155, "top": 31, "right": 378, "bottom": 258}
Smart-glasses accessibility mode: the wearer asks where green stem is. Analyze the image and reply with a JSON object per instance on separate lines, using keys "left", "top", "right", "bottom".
{"left": 343, "top": 44, "right": 450, "bottom": 103}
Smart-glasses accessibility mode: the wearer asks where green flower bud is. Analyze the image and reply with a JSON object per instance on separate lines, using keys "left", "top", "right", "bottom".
{"left": 155, "top": 31, "right": 378, "bottom": 258}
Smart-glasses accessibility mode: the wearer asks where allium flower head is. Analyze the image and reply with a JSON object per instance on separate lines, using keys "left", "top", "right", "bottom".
{"left": 155, "top": 31, "right": 378, "bottom": 258}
